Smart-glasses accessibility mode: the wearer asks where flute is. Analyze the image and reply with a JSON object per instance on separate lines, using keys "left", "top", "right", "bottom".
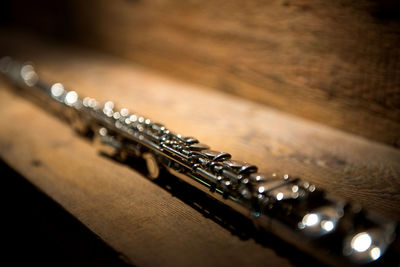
{"left": 1, "top": 56, "right": 397, "bottom": 266}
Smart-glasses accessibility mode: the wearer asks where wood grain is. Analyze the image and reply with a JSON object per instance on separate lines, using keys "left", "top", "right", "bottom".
{"left": 4, "top": 0, "right": 400, "bottom": 145}
{"left": 60, "top": 0, "right": 400, "bottom": 148}
{"left": 0, "top": 34, "right": 399, "bottom": 266}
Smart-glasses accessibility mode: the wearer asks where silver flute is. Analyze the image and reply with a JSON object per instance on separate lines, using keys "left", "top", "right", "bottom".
{"left": 1, "top": 56, "right": 398, "bottom": 266}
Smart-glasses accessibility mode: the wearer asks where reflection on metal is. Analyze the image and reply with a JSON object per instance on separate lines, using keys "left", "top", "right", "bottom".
{"left": 51, "top": 83, "right": 65, "bottom": 98}
{"left": 351, "top": 232, "right": 372, "bottom": 252}
{"left": 298, "top": 205, "right": 342, "bottom": 237}
{"left": 200, "top": 150, "right": 231, "bottom": 161}
{"left": 320, "top": 220, "right": 334, "bottom": 231}
{"left": 65, "top": 91, "right": 78, "bottom": 106}
{"left": 370, "top": 247, "right": 381, "bottom": 260}
{"left": 94, "top": 127, "right": 119, "bottom": 158}
{"left": 1, "top": 56, "right": 398, "bottom": 266}
{"left": 343, "top": 225, "right": 396, "bottom": 263}
{"left": 20, "top": 64, "right": 38, "bottom": 86}
{"left": 302, "top": 213, "right": 319, "bottom": 227}
{"left": 143, "top": 152, "right": 160, "bottom": 180}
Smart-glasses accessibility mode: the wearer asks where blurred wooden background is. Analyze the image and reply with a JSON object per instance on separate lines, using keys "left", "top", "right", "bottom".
{"left": 2, "top": 0, "right": 400, "bottom": 147}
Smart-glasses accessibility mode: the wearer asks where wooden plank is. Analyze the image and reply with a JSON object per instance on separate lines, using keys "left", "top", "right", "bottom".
{"left": 0, "top": 35, "right": 399, "bottom": 266}
{"left": 60, "top": 0, "right": 399, "bottom": 147}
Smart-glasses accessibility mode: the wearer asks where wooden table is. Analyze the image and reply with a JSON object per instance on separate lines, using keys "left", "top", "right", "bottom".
{"left": 1, "top": 33, "right": 399, "bottom": 266}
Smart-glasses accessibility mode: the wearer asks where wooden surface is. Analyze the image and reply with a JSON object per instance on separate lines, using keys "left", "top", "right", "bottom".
{"left": 0, "top": 34, "right": 400, "bottom": 266}
{"left": 44, "top": 0, "right": 400, "bottom": 147}
{"left": 3, "top": 0, "right": 400, "bottom": 147}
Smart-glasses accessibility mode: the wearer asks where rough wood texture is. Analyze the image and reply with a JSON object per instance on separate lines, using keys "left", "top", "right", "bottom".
{"left": 0, "top": 35, "right": 400, "bottom": 266}
{"left": 4, "top": 1, "right": 400, "bottom": 142}
{"left": 60, "top": 0, "right": 398, "bottom": 148}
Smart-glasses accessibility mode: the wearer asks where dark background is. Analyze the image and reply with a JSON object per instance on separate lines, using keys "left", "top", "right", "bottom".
{"left": 1, "top": 159, "right": 131, "bottom": 266}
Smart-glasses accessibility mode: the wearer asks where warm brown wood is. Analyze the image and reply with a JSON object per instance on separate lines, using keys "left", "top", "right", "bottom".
{"left": 59, "top": 0, "right": 398, "bottom": 148}
{"left": 4, "top": 1, "right": 400, "bottom": 144}
{"left": 0, "top": 34, "right": 399, "bottom": 266}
